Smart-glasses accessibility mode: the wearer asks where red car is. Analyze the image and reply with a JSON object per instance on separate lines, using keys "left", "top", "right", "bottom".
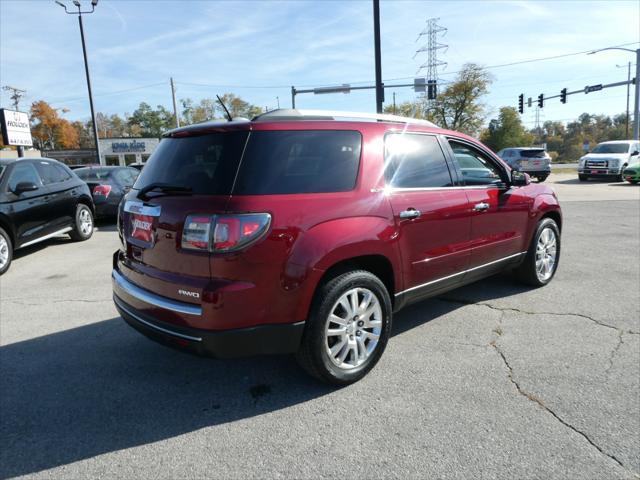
{"left": 112, "top": 109, "right": 562, "bottom": 385}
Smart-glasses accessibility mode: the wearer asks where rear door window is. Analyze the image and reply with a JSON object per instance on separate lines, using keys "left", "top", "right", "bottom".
{"left": 134, "top": 132, "right": 249, "bottom": 195}
{"left": 384, "top": 133, "right": 453, "bottom": 188}
{"left": 234, "top": 130, "right": 362, "bottom": 194}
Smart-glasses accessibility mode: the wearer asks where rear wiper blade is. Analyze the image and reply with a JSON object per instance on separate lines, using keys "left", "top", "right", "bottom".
{"left": 137, "top": 183, "right": 192, "bottom": 199}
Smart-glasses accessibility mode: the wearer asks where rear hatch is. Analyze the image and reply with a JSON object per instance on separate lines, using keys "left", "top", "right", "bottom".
{"left": 118, "top": 129, "right": 249, "bottom": 302}
{"left": 519, "top": 149, "right": 549, "bottom": 169}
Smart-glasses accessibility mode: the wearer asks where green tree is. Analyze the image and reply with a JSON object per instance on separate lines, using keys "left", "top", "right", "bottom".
{"left": 480, "top": 107, "right": 534, "bottom": 151}
{"left": 127, "top": 102, "right": 174, "bottom": 137}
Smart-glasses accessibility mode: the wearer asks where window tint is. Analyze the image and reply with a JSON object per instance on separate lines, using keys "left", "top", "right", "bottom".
{"left": 135, "top": 132, "right": 249, "bottom": 195}
{"left": 36, "top": 161, "right": 67, "bottom": 184}
{"left": 234, "top": 130, "right": 362, "bottom": 194}
{"left": 8, "top": 162, "right": 41, "bottom": 192}
{"left": 384, "top": 133, "right": 452, "bottom": 188}
{"left": 449, "top": 141, "right": 503, "bottom": 186}
{"left": 55, "top": 164, "right": 72, "bottom": 181}
{"left": 520, "top": 149, "right": 547, "bottom": 158}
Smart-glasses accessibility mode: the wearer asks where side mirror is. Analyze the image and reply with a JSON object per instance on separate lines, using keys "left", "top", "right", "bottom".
{"left": 13, "top": 181, "right": 39, "bottom": 195}
{"left": 631, "top": 151, "right": 639, "bottom": 157}
{"left": 511, "top": 170, "right": 530, "bottom": 187}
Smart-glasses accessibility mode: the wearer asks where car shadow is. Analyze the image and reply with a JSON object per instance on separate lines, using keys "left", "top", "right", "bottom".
{"left": 11, "top": 236, "right": 72, "bottom": 261}
{"left": 0, "top": 275, "right": 527, "bottom": 477}
{"left": 553, "top": 177, "right": 622, "bottom": 185}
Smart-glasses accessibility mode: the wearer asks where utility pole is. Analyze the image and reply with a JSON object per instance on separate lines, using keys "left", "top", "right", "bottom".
{"left": 373, "top": 0, "right": 383, "bottom": 113}
{"left": 393, "top": 92, "right": 396, "bottom": 114}
{"left": 170, "top": 77, "right": 180, "bottom": 127}
{"left": 2, "top": 85, "right": 26, "bottom": 157}
{"left": 56, "top": 0, "right": 102, "bottom": 164}
{"left": 618, "top": 62, "right": 632, "bottom": 138}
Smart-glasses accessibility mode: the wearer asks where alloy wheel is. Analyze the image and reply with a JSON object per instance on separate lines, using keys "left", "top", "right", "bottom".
{"left": 79, "top": 209, "right": 93, "bottom": 236}
{"left": 0, "top": 235, "right": 8, "bottom": 269}
{"left": 325, "top": 287, "right": 382, "bottom": 369}
{"left": 535, "top": 227, "right": 557, "bottom": 282}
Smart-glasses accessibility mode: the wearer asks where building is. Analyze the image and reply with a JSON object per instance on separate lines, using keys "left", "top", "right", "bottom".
{"left": 43, "top": 137, "right": 160, "bottom": 166}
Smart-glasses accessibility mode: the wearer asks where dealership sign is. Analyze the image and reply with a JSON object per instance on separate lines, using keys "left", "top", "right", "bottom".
{"left": 111, "top": 140, "right": 146, "bottom": 153}
{"left": 0, "top": 109, "right": 33, "bottom": 147}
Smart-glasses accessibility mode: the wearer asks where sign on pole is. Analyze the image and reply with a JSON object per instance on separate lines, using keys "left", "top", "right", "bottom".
{"left": 414, "top": 78, "right": 426, "bottom": 93}
{"left": 0, "top": 109, "right": 33, "bottom": 147}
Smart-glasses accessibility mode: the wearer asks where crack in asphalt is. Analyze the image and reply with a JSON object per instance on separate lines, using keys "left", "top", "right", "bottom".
{"left": 491, "top": 341, "right": 631, "bottom": 473}
{"left": 605, "top": 331, "right": 625, "bottom": 378}
{"left": 438, "top": 297, "right": 640, "bottom": 335}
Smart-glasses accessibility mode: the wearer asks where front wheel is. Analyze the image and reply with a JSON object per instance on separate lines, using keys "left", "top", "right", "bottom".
{"left": 578, "top": 174, "right": 588, "bottom": 182}
{"left": 296, "top": 270, "right": 392, "bottom": 385}
{"left": 515, "top": 218, "right": 561, "bottom": 287}
{"left": 616, "top": 167, "right": 626, "bottom": 182}
{"left": 0, "top": 227, "right": 13, "bottom": 276}
{"left": 537, "top": 175, "right": 548, "bottom": 183}
{"left": 69, "top": 204, "right": 94, "bottom": 241}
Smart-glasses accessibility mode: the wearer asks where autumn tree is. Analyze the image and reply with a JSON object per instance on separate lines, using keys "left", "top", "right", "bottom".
{"left": 30, "top": 100, "right": 79, "bottom": 150}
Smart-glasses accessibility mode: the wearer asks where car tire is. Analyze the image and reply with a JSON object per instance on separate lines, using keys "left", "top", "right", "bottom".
{"left": 515, "top": 217, "right": 561, "bottom": 287}
{"left": 616, "top": 166, "right": 626, "bottom": 182}
{"left": 0, "top": 226, "right": 13, "bottom": 276}
{"left": 578, "top": 174, "right": 588, "bottom": 182}
{"left": 537, "top": 175, "right": 548, "bottom": 183}
{"left": 295, "top": 270, "right": 392, "bottom": 385}
{"left": 630, "top": 180, "right": 639, "bottom": 185}
{"left": 69, "top": 203, "right": 94, "bottom": 242}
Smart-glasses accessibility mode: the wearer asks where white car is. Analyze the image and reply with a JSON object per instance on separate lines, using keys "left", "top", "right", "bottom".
{"left": 578, "top": 140, "right": 640, "bottom": 182}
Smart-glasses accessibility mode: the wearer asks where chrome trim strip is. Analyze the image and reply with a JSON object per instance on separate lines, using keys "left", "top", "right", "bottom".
{"left": 114, "top": 295, "right": 203, "bottom": 342}
{"left": 20, "top": 227, "right": 73, "bottom": 248}
{"left": 124, "top": 201, "right": 161, "bottom": 217}
{"left": 112, "top": 270, "right": 202, "bottom": 316}
{"left": 378, "top": 185, "right": 500, "bottom": 193}
{"left": 395, "top": 251, "right": 526, "bottom": 297}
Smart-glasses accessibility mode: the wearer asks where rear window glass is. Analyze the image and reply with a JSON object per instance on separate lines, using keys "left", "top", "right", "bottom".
{"left": 134, "top": 132, "right": 249, "bottom": 195}
{"left": 519, "top": 150, "right": 547, "bottom": 158}
{"left": 76, "top": 168, "right": 115, "bottom": 181}
{"left": 234, "top": 130, "right": 362, "bottom": 194}
{"left": 113, "top": 168, "right": 139, "bottom": 186}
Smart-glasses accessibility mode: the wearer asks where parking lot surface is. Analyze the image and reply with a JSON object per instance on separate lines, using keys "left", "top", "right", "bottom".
{"left": 1, "top": 174, "right": 638, "bottom": 479}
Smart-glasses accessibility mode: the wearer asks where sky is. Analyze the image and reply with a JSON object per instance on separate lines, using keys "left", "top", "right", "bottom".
{"left": 1, "top": 0, "right": 639, "bottom": 131}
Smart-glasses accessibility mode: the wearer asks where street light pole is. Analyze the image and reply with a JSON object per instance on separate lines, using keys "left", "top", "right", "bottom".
{"left": 373, "top": 0, "right": 383, "bottom": 113}
{"left": 589, "top": 47, "right": 640, "bottom": 140}
{"left": 56, "top": 1, "right": 102, "bottom": 163}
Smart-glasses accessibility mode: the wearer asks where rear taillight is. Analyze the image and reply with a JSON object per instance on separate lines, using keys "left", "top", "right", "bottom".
{"left": 181, "top": 213, "right": 271, "bottom": 252}
{"left": 93, "top": 184, "right": 112, "bottom": 198}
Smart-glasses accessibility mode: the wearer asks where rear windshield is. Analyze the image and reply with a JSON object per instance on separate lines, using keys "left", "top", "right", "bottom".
{"left": 134, "top": 132, "right": 249, "bottom": 195}
{"left": 519, "top": 149, "right": 547, "bottom": 158}
{"left": 591, "top": 143, "right": 629, "bottom": 154}
{"left": 76, "top": 168, "right": 114, "bottom": 181}
{"left": 134, "top": 130, "right": 362, "bottom": 195}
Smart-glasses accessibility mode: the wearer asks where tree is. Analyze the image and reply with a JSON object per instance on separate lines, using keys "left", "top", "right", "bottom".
{"left": 30, "top": 100, "right": 79, "bottom": 150}
{"left": 217, "top": 93, "right": 262, "bottom": 119}
{"left": 427, "top": 63, "right": 492, "bottom": 136}
{"left": 480, "top": 107, "right": 534, "bottom": 151}
{"left": 127, "top": 102, "right": 174, "bottom": 137}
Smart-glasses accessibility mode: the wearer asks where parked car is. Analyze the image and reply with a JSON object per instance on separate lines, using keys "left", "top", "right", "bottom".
{"left": 0, "top": 158, "right": 94, "bottom": 275}
{"left": 75, "top": 166, "right": 139, "bottom": 218}
{"left": 578, "top": 140, "right": 640, "bottom": 182}
{"left": 622, "top": 162, "right": 640, "bottom": 184}
{"left": 496, "top": 147, "right": 551, "bottom": 182}
{"left": 112, "top": 109, "right": 562, "bottom": 385}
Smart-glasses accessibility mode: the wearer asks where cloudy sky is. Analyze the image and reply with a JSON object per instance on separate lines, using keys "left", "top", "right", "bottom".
{"left": 1, "top": 0, "right": 638, "bottom": 129}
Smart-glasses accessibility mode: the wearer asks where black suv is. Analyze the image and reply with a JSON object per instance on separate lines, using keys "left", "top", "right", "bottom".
{"left": 0, "top": 158, "right": 95, "bottom": 275}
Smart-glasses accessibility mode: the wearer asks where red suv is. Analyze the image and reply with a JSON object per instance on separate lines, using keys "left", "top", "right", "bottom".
{"left": 112, "top": 110, "right": 562, "bottom": 385}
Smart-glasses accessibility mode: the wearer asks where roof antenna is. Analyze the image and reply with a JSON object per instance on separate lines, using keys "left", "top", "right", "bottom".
{"left": 216, "top": 95, "right": 232, "bottom": 121}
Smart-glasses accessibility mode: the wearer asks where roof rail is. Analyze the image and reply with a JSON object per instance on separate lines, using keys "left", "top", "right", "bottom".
{"left": 252, "top": 109, "right": 438, "bottom": 127}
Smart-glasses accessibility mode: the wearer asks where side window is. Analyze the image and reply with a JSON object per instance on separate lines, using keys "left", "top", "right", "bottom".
{"left": 384, "top": 134, "right": 453, "bottom": 188}
{"left": 35, "top": 161, "right": 66, "bottom": 185}
{"left": 54, "top": 164, "right": 73, "bottom": 181}
{"left": 448, "top": 140, "right": 504, "bottom": 186}
{"left": 8, "top": 163, "right": 42, "bottom": 192}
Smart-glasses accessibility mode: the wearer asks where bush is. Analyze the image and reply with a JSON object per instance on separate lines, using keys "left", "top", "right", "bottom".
{"left": 548, "top": 151, "right": 559, "bottom": 162}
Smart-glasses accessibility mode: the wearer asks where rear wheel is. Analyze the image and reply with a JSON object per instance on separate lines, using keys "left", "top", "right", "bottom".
{"left": 69, "top": 204, "right": 94, "bottom": 241}
{"left": 515, "top": 217, "right": 560, "bottom": 287}
{"left": 0, "top": 227, "right": 12, "bottom": 275}
{"left": 537, "top": 175, "right": 548, "bottom": 183}
{"left": 616, "top": 166, "right": 626, "bottom": 182}
{"left": 296, "top": 270, "right": 392, "bottom": 385}
{"left": 578, "top": 174, "right": 588, "bottom": 182}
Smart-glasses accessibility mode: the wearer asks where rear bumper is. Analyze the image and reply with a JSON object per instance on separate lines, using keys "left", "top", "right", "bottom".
{"left": 112, "top": 270, "right": 304, "bottom": 358}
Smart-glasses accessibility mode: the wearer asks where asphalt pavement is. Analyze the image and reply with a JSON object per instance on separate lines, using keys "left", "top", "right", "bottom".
{"left": 1, "top": 175, "right": 638, "bottom": 479}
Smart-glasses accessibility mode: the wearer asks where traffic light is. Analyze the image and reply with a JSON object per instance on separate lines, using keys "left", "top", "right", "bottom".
{"left": 560, "top": 88, "right": 567, "bottom": 104}
{"left": 518, "top": 94, "right": 524, "bottom": 114}
{"left": 537, "top": 94, "right": 544, "bottom": 108}
{"left": 427, "top": 80, "right": 437, "bottom": 100}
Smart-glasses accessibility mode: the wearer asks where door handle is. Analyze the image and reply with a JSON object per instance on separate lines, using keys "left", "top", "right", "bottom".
{"left": 473, "top": 202, "right": 490, "bottom": 212}
{"left": 399, "top": 208, "right": 421, "bottom": 219}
